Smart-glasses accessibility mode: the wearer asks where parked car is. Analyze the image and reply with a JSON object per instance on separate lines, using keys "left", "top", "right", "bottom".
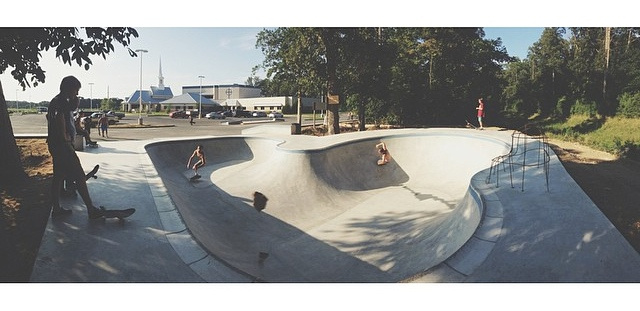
{"left": 232, "top": 110, "right": 252, "bottom": 118}
{"left": 205, "top": 111, "right": 226, "bottom": 119}
{"left": 107, "top": 110, "right": 125, "bottom": 120}
{"left": 186, "top": 110, "right": 201, "bottom": 118}
{"left": 221, "top": 110, "right": 234, "bottom": 117}
{"left": 89, "top": 112, "right": 118, "bottom": 126}
{"left": 267, "top": 111, "right": 283, "bottom": 118}
{"left": 252, "top": 111, "right": 267, "bottom": 117}
{"left": 169, "top": 111, "right": 188, "bottom": 118}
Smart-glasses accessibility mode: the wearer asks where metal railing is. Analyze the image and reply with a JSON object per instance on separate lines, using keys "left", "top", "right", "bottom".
{"left": 486, "top": 123, "right": 550, "bottom": 192}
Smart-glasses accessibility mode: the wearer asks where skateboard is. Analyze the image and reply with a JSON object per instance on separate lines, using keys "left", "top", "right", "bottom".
{"left": 86, "top": 164, "right": 99, "bottom": 180}
{"left": 86, "top": 141, "right": 99, "bottom": 148}
{"left": 189, "top": 174, "right": 201, "bottom": 181}
{"left": 61, "top": 164, "right": 100, "bottom": 196}
{"left": 98, "top": 206, "right": 136, "bottom": 220}
{"left": 465, "top": 119, "right": 478, "bottom": 129}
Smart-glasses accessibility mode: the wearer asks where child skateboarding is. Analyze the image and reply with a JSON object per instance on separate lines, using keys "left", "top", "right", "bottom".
{"left": 376, "top": 142, "right": 390, "bottom": 166}
{"left": 187, "top": 145, "right": 206, "bottom": 180}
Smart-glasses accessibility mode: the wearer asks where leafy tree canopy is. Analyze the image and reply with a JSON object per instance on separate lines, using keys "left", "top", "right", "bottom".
{"left": 0, "top": 27, "right": 138, "bottom": 90}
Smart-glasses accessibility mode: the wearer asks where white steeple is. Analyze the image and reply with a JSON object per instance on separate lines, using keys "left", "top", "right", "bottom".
{"left": 158, "top": 56, "right": 165, "bottom": 90}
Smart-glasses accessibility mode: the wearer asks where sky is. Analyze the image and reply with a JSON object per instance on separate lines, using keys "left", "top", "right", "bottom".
{"left": 0, "top": 0, "right": 625, "bottom": 104}
{"left": 0, "top": 27, "right": 543, "bottom": 104}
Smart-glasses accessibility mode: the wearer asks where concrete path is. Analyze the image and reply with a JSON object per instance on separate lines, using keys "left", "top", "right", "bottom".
{"left": 30, "top": 126, "right": 640, "bottom": 282}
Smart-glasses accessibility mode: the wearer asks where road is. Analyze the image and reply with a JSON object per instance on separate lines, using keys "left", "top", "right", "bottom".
{"left": 10, "top": 113, "right": 308, "bottom": 140}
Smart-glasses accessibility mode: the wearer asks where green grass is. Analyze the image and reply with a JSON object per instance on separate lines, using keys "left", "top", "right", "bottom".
{"left": 541, "top": 115, "right": 640, "bottom": 158}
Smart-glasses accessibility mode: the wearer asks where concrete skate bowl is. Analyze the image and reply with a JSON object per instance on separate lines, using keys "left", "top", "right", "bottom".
{"left": 145, "top": 130, "right": 510, "bottom": 282}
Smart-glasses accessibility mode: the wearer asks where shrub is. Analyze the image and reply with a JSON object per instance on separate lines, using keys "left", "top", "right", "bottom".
{"left": 613, "top": 137, "right": 640, "bottom": 160}
{"left": 570, "top": 98, "right": 598, "bottom": 116}
{"left": 616, "top": 92, "right": 640, "bottom": 118}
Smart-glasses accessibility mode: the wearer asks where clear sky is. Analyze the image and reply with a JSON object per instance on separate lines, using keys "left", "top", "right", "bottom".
{"left": 0, "top": 0, "right": 620, "bottom": 103}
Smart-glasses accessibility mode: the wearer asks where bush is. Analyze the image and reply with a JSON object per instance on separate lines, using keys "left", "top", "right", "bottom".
{"left": 613, "top": 137, "right": 640, "bottom": 160}
{"left": 570, "top": 98, "right": 598, "bottom": 116}
{"left": 616, "top": 92, "right": 640, "bottom": 118}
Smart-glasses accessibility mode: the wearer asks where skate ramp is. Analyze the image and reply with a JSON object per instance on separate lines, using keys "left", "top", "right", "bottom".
{"left": 145, "top": 131, "right": 509, "bottom": 282}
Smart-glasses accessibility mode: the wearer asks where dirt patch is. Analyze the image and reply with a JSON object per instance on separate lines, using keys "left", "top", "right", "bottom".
{"left": 0, "top": 139, "right": 53, "bottom": 281}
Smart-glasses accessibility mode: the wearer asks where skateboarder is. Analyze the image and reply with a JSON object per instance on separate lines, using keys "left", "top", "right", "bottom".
{"left": 187, "top": 145, "right": 206, "bottom": 179}
{"left": 376, "top": 142, "right": 390, "bottom": 165}
{"left": 46, "top": 75, "right": 134, "bottom": 220}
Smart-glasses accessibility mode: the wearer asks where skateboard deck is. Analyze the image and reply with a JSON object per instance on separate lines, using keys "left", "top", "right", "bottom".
{"left": 465, "top": 119, "right": 477, "bottom": 129}
{"left": 189, "top": 174, "right": 202, "bottom": 181}
{"left": 86, "top": 164, "right": 99, "bottom": 180}
{"left": 86, "top": 142, "right": 99, "bottom": 148}
{"left": 62, "top": 164, "right": 99, "bottom": 196}
{"left": 99, "top": 206, "right": 135, "bottom": 220}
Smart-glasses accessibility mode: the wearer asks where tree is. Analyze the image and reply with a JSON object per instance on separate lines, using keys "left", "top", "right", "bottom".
{"left": 257, "top": 27, "right": 511, "bottom": 129}
{"left": 0, "top": 27, "right": 138, "bottom": 188}
{"left": 528, "top": 27, "right": 569, "bottom": 116}
{"left": 257, "top": 27, "right": 345, "bottom": 134}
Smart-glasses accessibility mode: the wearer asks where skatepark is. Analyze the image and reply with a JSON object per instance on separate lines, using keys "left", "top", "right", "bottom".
{"left": 29, "top": 125, "right": 640, "bottom": 282}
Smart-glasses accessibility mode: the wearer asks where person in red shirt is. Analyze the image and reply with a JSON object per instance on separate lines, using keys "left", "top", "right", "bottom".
{"left": 476, "top": 98, "right": 485, "bottom": 130}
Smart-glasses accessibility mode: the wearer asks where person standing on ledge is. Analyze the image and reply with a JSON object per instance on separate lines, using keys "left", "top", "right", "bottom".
{"left": 476, "top": 98, "right": 485, "bottom": 130}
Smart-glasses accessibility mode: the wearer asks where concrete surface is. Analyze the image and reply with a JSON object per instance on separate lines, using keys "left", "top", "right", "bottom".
{"left": 30, "top": 126, "right": 640, "bottom": 282}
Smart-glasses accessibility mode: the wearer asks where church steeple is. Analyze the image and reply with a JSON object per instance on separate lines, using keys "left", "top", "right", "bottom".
{"left": 158, "top": 56, "right": 165, "bottom": 90}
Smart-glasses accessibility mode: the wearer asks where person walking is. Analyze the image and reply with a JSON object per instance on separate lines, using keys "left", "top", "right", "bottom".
{"left": 98, "top": 114, "right": 109, "bottom": 137}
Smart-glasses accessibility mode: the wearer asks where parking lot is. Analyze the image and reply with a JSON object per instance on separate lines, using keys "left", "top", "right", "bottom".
{"left": 10, "top": 112, "right": 301, "bottom": 140}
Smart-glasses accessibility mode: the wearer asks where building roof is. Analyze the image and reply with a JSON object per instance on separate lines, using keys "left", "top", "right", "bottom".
{"left": 126, "top": 87, "right": 174, "bottom": 104}
{"left": 182, "top": 84, "right": 261, "bottom": 89}
{"left": 160, "top": 93, "right": 220, "bottom": 106}
{"left": 222, "top": 99, "right": 242, "bottom": 107}
{"left": 126, "top": 90, "right": 156, "bottom": 104}
{"left": 151, "top": 86, "right": 174, "bottom": 98}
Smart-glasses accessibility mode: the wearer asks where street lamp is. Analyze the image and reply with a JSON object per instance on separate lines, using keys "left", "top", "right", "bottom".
{"left": 135, "top": 49, "right": 148, "bottom": 125}
{"left": 88, "top": 82, "right": 94, "bottom": 110}
{"left": 198, "top": 75, "right": 205, "bottom": 119}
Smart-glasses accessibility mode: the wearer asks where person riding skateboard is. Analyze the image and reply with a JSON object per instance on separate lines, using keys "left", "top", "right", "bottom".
{"left": 187, "top": 145, "right": 206, "bottom": 179}
{"left": 376, "top": 142, "right": 390, "bottom": 165}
